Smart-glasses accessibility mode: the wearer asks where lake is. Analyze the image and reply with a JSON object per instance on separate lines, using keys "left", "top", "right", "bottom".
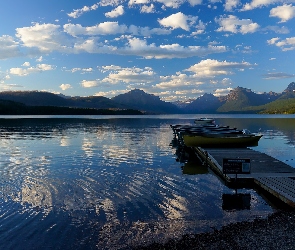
{"left": 0, "top": 114, "right": 294, "bottom": 249}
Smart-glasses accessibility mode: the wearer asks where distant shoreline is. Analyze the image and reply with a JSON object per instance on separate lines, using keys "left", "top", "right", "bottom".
{"left": 0, "top": 105, "right": 144, "bottom": 115}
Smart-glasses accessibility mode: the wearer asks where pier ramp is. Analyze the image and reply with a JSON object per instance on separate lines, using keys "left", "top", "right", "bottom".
{"left": 194, "top": 147, "right": 295, "bottom": 207}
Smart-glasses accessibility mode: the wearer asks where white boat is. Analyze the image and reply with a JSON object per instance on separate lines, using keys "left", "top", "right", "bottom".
{"left": 194, "top": 118, "right": 215, "bottom": 125}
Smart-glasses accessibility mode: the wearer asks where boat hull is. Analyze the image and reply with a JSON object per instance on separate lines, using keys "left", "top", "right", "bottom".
{"left": 183, "top": 134, "right": 262, "bottom": 148}
{"left": 194, "top": 118, "right": 215, "bottom": 125}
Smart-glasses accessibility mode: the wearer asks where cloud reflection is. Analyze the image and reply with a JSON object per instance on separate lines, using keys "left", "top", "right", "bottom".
{"left": 0, "top": 118, "right": 279, "bottom": 248}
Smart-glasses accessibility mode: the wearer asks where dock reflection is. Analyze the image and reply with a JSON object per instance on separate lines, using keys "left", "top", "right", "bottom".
{"left": 222, "top": 193, "right": 251, "bottom": 211}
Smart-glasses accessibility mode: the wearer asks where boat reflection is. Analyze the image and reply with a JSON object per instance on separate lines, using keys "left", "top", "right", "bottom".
{"left": 222, "top": 193, "right": 251, "bottom": 211}
{"left": 181, "top": 162, "right": 209, "bottom": 175}
{"left": 171, "top": 138, "right": 209, "bottom": 175}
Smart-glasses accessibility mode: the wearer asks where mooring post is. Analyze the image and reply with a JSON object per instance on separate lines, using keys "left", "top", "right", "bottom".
{"left": 235, "top": 173, "right": 238, "bottom": 194}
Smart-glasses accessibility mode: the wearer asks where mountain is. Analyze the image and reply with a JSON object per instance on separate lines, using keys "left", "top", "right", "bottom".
{"left": 184, "top": 93, "right": 225, "bottom": 113}
{"left": 0, "top": 91, "right": 128, "bottom": 110}
{"left": 69, "top": 96, "right": 129, "bottom": 109}
{"left": 216, "top": 87, "right": 280, "bottom": 113}
{"left": 258, "top": 98, "right": 295, "bottom": 114}
{"left": 172, "top": 99, "right": 195, "bottom": 109}
{"left": 111, "top": 89, "right": 181, "bottom": 114}
{"left": 0, "top": 94, "right": 142, "bottom": 115}
{"left": 257, "top": 82, "right": 295, "bottom": 114}
{"left": 0, "top": 99, "right": 26, "bottom": 114}
{"left": 0, "top": 91, "right": 71, "bottom": 107}
{"left": 283, "top": 82, "right": 295, "bottom": 93}
{"left": 1, "top": 82, "right": 295, "bottom": 114}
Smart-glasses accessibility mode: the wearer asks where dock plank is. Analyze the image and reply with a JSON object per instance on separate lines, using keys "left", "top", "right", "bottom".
{"left": 201, "top": 148, "right": 295, "bottom": 174}
{"left": 255, "top": 177, "right": 295, "bottom": 206}
{"left": 257, "top": 177, "right": 295, "bottom": 196}
{"left": 194, "top": 147, "right": 295, "bottom": 207}
{"left": 267, "top": 177, "right": 295, "bottom": 192}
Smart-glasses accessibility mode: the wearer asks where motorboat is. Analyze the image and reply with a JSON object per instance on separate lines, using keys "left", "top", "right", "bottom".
{"left": 194, "top": 118, "right": 215, "bottom": 125}
{"left": 182, "top": 132, "right": 262, "bottom": 148}
{"left": 170, "top": 123, "right": 262, "bottom": 148}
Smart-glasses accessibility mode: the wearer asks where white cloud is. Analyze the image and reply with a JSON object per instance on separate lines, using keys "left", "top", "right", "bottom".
{"left": 210, "top": 0, "right": 222, "bottom": 3}
{"left": 73, "top": 38, "right": 103, "bottom": 53}
{"left": 268, "top": 36, "right": 295, "bottom": 51}
{"left": 154, "top": 77, "right": 231, "bottom": 101}
{"left": 22, "top": 62, "right": 30, "bottom": 67}
{"left": 270, "top": 4, "right": 295, "bottom": 22}
{"left": 156, "top": 73, "right": 200, "bottom": 90}
{"left": 83, "top": 68, "right": 93, "bottom": 72}
{"left": 100, "top": 0, "right": 124, "bottom": 6}
{"left": 153, "top": 60, "right": 246, "bottom": 98}
{"left": 224, "top": 0, "right": 240, "bottom": 11}
{"left": 0, "top": 35, "right": 21, "bottom": 59}
{"left": 216, "top": 15, "right": 260, "bottom": 34}
{"left": 242, "top": 0, "right": 276, "bottom": 11}
{"left": 64, "top": 22, "right": 128, "bottom": 36}
{"left": 263, "top": 72, "right": 295, "bottom": 79}
{"left": 67, "top": 67, "right": 93, "bottom": 73}
{"left": 158, "top": 12, "right": 198, "bottom": 31}
{"left": 105, "top": 5, "right": 124, "bottom": 18}
{"left": 13, "top": 22, "right": 226, "bottom": 59}
{"left": 60, "top": 84, "right": 72, "bottom": 90}
{"left": 67, "top": 4, "right": 99, "bottom": 18}
{"left": 263, "top": 25, "right": 290, "bottom": 34}
{"left": 69, "top": 67, "right": 81, "bottom": 73}
{"left": 129, "top": 0, "right": 149, "bottom": 5}
{"left": 9, "top": 64, "right": 55, "bottom": 76}
{"left": 240, "top": 22, "right": 260, "bottom": 33}
{"left": 185, "top": 59, "right": 253, "bottom": 76}
{"left": 122, "top": 37, "right": 226, "bottom": 59}
{"left": 101, "top": 65, "right": 124, "bottom": 71}
{"left": 188, "top": 0, "right": 202, "bottom": 6}
{"left": 155, "top": 0, "right": 186, "bottom": 8}
{"left": 101, "top": 65, "right": 156, "bottom": 84}
{"left": 64, "top": 22, "right": 171, "bottom": 37}
{"left": 36, "top": 56, "right": 43, "bottom": 62}
{"left": 214, "top": 87, "right": 233, "bottom": 96}
{"left": 191, "top": 20, "right": 206, "bottom": 36}
{"left": 128, "top": 25, "right": 171, "bottom": 36}
{"left": 81, "top": 80, "right": 100, "bottom": 88}
{"left": 16, "top": 23, "right": 70, "bottom": 52}
{"left": 267, "top": 37, "right": 280, "bottom": 44}
{"left": 94, "top": 89, "right": 126, "bottom": 98}
{"left": 141, "top": 4, "right": 155, "bottom": 13}
{"left": 9, "top": 68, "right": 28, "bottom": 76}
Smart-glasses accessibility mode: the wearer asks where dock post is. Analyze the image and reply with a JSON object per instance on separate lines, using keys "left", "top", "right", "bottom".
{"left": 235, "top": 173, "right": 238, "bottom": 194}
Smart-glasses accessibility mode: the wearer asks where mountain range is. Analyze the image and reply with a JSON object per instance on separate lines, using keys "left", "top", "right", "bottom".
{"left": 0, "top": 82, "right": 295, "bottom": 114}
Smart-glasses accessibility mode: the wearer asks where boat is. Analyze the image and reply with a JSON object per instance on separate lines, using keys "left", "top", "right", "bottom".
{"left": 183, "top": 133, "right": 262, "bottom": 148}
{"left": 170, "top": 122, "right": 262, "bottom": 148}
{"left": 194, "top": 118, "right": 215, "bottom": 125}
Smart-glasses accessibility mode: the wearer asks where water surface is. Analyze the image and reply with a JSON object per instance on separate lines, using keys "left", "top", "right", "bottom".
{"left": 0, "top": 115, "right": 294, "bottom": 249}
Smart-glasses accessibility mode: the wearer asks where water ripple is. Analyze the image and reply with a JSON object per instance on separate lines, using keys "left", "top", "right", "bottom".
{"left": 0, "top": 118, "right": 279, "bottom": 249}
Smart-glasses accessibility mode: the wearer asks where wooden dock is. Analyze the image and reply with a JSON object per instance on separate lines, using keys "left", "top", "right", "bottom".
{"left": 194, "top": 147, "right": 295, "bottom": 207}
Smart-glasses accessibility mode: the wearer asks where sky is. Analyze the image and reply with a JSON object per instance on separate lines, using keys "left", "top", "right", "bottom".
{"left": 0, "top": 0, "right": 295, "bottom": 102}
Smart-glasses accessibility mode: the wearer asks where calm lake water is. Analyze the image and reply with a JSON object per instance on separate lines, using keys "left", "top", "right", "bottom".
{"left": 0, "top": 114, "right": 294, "bottom": 249}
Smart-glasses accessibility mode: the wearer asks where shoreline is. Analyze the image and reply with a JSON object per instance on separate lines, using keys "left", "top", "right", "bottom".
{"left": 134, "top": 209, "right": 295, "bottom": 249}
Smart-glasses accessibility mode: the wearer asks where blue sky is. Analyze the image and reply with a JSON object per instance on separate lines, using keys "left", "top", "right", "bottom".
{"left": 0, "top": 0, "right": 295, "bottom": 102}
